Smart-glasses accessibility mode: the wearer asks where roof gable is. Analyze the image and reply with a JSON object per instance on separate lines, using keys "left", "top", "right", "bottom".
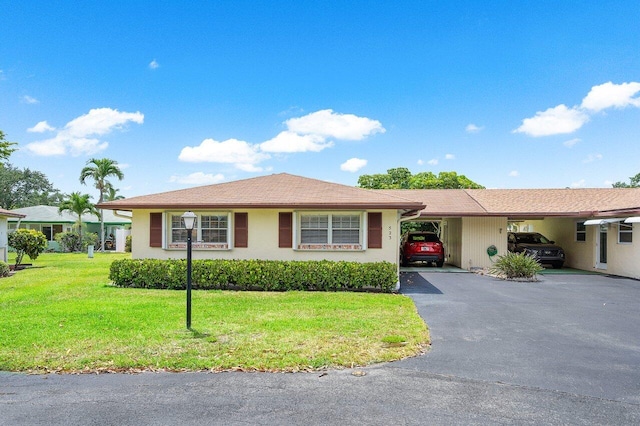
{"left": 98, "top": 173, "right": 425, "bottom": 211}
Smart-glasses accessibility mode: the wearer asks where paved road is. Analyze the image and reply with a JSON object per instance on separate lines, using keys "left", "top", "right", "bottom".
{"left": 2, "top": 272, "right": 640, "bottom": 425}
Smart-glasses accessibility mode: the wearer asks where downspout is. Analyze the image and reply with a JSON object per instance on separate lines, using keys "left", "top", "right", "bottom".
{"left": 394, "top": 209, "right": 423, "bottom": 292}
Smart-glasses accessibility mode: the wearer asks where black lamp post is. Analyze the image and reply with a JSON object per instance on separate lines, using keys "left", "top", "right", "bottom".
{"left": 181, "top": 211, "right": 197, "bottom": 330}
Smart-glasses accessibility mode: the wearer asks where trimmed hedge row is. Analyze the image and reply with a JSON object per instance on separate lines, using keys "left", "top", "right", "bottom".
{"left": 109, "top": 259, "right": 398, "bottom": 292}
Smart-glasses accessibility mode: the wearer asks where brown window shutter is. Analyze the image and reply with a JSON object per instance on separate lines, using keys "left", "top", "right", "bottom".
{"left": 149, "top": 212, "right": 163, "bottom": 247}
{"left": 368, "top": 212, "right": 383, "bottom": 249}
{"left": 234, "top": 212, "right": 248, "bottom": 248}
{"left": 279, "top": 212, "right": 293, "bottom": 248}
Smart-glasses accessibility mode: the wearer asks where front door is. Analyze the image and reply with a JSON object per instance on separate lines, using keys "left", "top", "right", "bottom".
{"left": 596, "top": 224, "right": 608, "bottom": 269}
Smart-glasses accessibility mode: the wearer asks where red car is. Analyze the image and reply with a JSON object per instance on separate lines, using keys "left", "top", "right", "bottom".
{"left": 400, "top": 232, "right": 445, "bottom": 267}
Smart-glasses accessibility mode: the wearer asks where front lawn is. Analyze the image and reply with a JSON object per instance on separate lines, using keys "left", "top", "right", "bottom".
{"left": 0, "top": 253, "right": 429, "bottom": 373}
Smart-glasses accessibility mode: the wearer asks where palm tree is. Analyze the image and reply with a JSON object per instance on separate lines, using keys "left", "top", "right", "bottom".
{"left": 80, "top": 158, "right": 124, "bottom": 251}
{"left": 58, "top": 192, "right": 99, "bottom": 251}
{"left": 104, "top": 182, "right": 125, "bottom": 201}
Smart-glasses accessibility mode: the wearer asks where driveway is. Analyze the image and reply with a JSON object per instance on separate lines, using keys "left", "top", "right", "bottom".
{"left": 396, "top": 271, "right": 640, "bottom": 403}
{"left": 2, "top": 272, "right": 640, "bottom": 425}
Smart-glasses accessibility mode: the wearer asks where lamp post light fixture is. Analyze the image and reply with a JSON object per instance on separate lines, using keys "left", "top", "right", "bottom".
{"left": 181, "top": 211, "right": 197, "bottom": 330}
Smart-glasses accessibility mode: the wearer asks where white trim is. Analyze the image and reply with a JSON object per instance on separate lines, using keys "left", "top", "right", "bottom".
{"left": 624, "top": 217, "right": 640, "bottom": 223}
{"left": 583, "top": 218, "right": 624, "bottom": 226}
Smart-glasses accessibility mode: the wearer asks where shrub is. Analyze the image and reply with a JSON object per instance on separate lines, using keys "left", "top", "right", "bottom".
{"left": 109, "top": 259, "right": 398, "bottom": 292}
{"left": 8, "top": 229, "right": 48, "bottom": 266}
{"left": 125, "top": 235, "right": 132, "bottom": 252}
{"left": 0, "top": 261, "right": 10, "bottom": 277}
{"left": 55, "top": 231, "right": 99, "bottom": 252}
{"left": 489, "top": 252, "right": 543, "bottom": 280}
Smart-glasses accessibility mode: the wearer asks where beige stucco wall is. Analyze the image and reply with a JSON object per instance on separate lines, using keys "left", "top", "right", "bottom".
{"left": 131, "top": 208, "right": 401, "bottom": 264}
{"left": 461, "top": 217, "right": 508, "bottom": 270}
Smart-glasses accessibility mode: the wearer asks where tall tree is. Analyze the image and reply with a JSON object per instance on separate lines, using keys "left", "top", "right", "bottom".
{"left": 79, "top": 158, "right": 124, "bottom": 251}
{"left": 104, "top": 182, "right": 125, "bottom": 201}
{"left": 58, "top": 192, "right": 99, "bottom": 247}
{"left": 0, "top": 130, "right": 18, "bottom": 163}
{"left": 358, "top": 168, "right": 484, "bottom": 189}
{"left": 0, "top": 164, "right": 64, "bottom": 209}
{"left": 612, "top": 173, "right": 640, "bottom": 188}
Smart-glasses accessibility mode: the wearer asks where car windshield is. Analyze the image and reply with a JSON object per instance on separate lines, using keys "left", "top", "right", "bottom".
{"left": 408, "top": 233, "right": 439, "bottom": 243}
{"left": 516, "top": 234, "right": 550, "bottom": 244}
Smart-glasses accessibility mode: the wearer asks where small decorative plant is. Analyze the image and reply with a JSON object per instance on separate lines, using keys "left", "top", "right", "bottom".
{"left": 0, "top": 261, "right": 10, "bottom": 277}
{"left": 489, "top": 251, "right": 543, "bottom": 280}
{"left": 7, "top": 229, "right": 47, "bottom": 267}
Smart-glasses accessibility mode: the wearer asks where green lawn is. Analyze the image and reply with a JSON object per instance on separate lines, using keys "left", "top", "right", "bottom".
{"left": 0, "top": 253, "right": 429, "bottom": 373}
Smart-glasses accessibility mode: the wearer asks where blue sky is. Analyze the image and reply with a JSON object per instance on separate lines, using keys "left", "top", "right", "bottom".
{"left": 1, "top": 1, "right": 639, "bottom": 199}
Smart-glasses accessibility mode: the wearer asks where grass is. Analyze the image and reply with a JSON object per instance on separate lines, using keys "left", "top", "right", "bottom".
{"left": 0, "top": 253, "right": 429, "bottom": 373}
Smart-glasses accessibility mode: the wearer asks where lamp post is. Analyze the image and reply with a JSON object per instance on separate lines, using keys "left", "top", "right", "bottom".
{"left": 181, "top": 211, "right": 197, "bottom": 330}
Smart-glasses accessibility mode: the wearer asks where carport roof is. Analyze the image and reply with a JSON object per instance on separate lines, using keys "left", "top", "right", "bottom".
{"left": 379, "top": 188, "right": 640, "bottom": 218}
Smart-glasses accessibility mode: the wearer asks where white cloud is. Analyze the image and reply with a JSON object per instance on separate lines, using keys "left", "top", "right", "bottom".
{"left": 465, "top": 123, "right": 484, "bottom": 133}
{"left": 563, "top": 138, "right": 581, "bottom": 148}
{"left": 260, "top": 131, "right": 333, "bottom": 153}
{"left": 445, "top": 154, "right": 455, "bottom": 160}
{"left": 581, "top": 81, "right": 640, "bottom": 112}
{"left": 169, "top": 172, "right": 225, "bottom": 185}
{"left": 285, "top": 109, "right": 385, "bottom": 140}
{"left": 514, "top": 104, "right": 589, "bottom": 137}
{"left": 583, "top": 153, "right": 603, "bottom": 163}
{"left": 570, "top": 179, "right": 586, "bottom": 188}
{"left": 427, "top": 159, "right": 438, "bottom": 165}
{"left": 22, "top": 95, "right": 39, "bottom": 104}
{"left": 118, "top": 163, "right": 131, "bottom": 170}
{"left": 149, "top": 59, "right": 160, "bottom": 69}
{"left": 178, "top": 138, "right": 270, "bottom": 172}
{"left": 509, "top": 170, "right": 519, "bottom": 177}
{"left": 25, "top": 108, "right": 144, "bottom": 156}
{"left": 340, "top": 158, "right": 367, "bottom": 172}
{"left": 27, "top": 121, "right": 55, "bottom": 133}
{"left": 417, "top": 159, "right": 424, "bottom": 166}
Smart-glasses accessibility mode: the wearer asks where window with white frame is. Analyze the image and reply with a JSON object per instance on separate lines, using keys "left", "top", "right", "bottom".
{"left": 169, "top": 212, "right": 230, "bottom": 245}
{"left": 332, "top": 214, "right": 360, "bottom": 244}
{"left": 300, "top": 214, "right": 329, "bottom": 244}
{"left": 576, "top": 221, "right": 586, "bottom": 242}
{"left": 619, "top": 222, "right": 633, "bottom": 244}
{"left": 299, "top": 213, "right": 361, "bottom": 245}
{"left": 171, "top": 214, "right": 192, "bottom": 243}
{"left": 201, "top": 215, "right": 228, "bottom": 243}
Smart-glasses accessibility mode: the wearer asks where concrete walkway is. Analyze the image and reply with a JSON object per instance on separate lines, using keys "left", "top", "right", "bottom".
{"left": 2, "top": 272, "right": 640, "bottom": 425}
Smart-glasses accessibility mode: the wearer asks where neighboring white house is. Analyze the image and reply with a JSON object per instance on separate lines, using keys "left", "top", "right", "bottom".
{"left": 8, "top": 205, "right": 131, "bottom": 252}
{"left": 98, "top": 173, "right": 640, "bottom": 280}
{"left": 0, "top": 208, "right": 25, "bottom": 263}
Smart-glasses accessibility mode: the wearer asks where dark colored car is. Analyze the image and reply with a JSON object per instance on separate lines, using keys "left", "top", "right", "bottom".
{"left": 507, "top": 232, "right": 565, "bottom": 268}
{"left": 400, "top": 232, "right": 445, "bottom": 267}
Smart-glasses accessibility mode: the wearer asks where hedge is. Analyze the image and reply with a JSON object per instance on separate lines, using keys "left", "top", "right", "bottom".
{"left": 109, "top": 259, "right": 398, "bottom": 292}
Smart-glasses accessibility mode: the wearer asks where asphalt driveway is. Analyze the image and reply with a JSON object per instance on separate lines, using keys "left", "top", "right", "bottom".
{"left": 396, "top": 271, "right": 640, "bottom": 403}
{"left": 2, "top": 272, "right": 640, "bottom": 425}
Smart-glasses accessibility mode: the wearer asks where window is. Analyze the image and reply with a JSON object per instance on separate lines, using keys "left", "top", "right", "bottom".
{"left": 201, "top": 215, "right": 228, "bottom": 243}
{"left": 167, "top": 212, "right": 230, "bottom": 249}
{"left": 619, "top": 222, "right": 633, "bottom": 244}
{"left": 332, "top": 215, "right": 360, "bottom": 244}
{"left": 171, "top": 214, "right": 192, "bottom": 243}
{"left": 298, "top": 213, "right": 362, "bottom": 248}
{"left": 300, "top": 215, "right": 328, "bottom": 244}
{"left": 576, "top": 221, "right": 586, "bottom": 242}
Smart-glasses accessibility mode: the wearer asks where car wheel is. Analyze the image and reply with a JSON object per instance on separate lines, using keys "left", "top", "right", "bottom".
{"left": 552, "top": 262, "right": 564, "bottom": 269}
{"left": 401, "top": 256, "right": 409, "bottom": 267}
{"left": 436, "top": 260, "right": 444, "bottom": 268}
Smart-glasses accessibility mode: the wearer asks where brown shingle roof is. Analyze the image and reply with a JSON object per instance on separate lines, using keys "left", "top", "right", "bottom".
{"left": 379, "top": 188, "right": 640, "bottom": 217}
{"left": 98, "top": 173, "right": 425, "bottom": 211}
{"left": 0, "top": 208, "right": 25, "bottom": 218}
